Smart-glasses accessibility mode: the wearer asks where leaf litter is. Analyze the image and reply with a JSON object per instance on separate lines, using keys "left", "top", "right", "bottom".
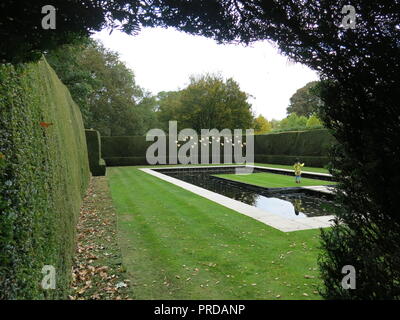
{"left": 69, "top": 177, "right": 132, "bottom": 300}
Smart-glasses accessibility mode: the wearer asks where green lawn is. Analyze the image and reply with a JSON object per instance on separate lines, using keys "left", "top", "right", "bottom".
{"left": 107, "top": 166, "right": 325, "bottom": 300}
{"left": 255, "top": 163, "right": 329, "bottom": 174}
{"left": 214, "top": 172, "right": 336, "bottom": 189}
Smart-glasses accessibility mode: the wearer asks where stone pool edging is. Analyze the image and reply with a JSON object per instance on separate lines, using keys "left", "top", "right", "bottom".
{"left": 140, "top": 165, "right": 335, "bottom": 232}
{"left": 211, "top": 174, "right": 335, "bottom": 196}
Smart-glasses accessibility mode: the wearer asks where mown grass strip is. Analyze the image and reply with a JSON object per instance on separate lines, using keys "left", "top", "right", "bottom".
{"left": 254, "top": 163, "right": 329, "bottom": 174}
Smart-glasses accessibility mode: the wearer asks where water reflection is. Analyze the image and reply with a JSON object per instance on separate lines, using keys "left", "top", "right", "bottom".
{"left": 160, "top": 168, "right": 340, "bottom": 218}
{"left": 254, "top": 197, "right": 307, "bottom": 218}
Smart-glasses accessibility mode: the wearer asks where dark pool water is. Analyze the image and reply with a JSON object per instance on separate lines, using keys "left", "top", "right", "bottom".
{"left": 156, "top": 167, "right": 341, "bottom": 218}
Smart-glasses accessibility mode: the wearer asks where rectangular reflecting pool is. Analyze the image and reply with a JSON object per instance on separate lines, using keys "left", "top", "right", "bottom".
{"left": 154, "top": 166, "right": 341, "bottom": 219}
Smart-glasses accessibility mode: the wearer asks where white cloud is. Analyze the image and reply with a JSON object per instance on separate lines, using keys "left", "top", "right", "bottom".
{"left": 93, "top": 27, "right": 319, "bottom": 120}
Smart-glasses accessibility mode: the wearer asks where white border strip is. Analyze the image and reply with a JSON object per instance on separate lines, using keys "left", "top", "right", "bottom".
{"left": 140, "top": 166, "right": 334, "bottom": 232}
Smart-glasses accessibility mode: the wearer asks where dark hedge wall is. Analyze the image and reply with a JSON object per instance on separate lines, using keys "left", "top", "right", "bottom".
{"left": 0, "top": 58, "right": 90, "bottom": 299}
{"left": 85, "top": 129, "right": 106, "bottom": 176}
{"left": 254, "top": 129, "right": 336, "bottom": 167}
{"left": 101, "top": 129, "right": 335, "bottom": 167}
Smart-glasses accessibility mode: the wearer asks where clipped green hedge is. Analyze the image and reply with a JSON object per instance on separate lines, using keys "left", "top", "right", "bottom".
{"left": 254, "top": 155, "right": 330, "bottom": 167}
{"left": 254, "top": 129, "right": 336, "bottom": 167}
{"left": 0, "top": 58, "right": 90, "bottom": 299}
{"left": 101, "top": 130, "right": 336, "bottom": 167}
{"left": 102, "top": 136, "right": 154, "bottom": 158}
{"left": 254, "top": 129, "right": 335, "bottom": 157}
{"left": 85, "top": 129, "right": 106, "bottom": 176}
{"left": 103, "top": 156, "right": 148, "bottom": 167}
{"left": 101, "top": 136, "right": 156, "bottom": 166}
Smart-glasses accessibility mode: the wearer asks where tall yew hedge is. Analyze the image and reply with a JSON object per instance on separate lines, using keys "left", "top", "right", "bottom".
{"left": 0, "top": 58, "right": 90, "bottom": 299}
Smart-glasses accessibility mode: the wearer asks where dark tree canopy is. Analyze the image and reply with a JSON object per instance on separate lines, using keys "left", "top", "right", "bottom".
{"left": 2, "top": 1, "right": 400, "bottom": 70}
{"left": 0, "top": 0, "right": 231, "bottom": 63}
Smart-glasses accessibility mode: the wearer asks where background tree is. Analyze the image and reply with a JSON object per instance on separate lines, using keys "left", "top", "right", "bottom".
{"left": 287, "top": 81, "right": 322, "bottom": 117}
{"left": 306, "top": 115, "right": 323, "bottom": 129}
{"left": 156, "top": 91, "right": 184, "bottom": 131}
{"left": 270, "top": 119, "right": 281, "bottom": 131}
{"left": 254, "top": 115, "right": 272, "bottom": 134}
{"left": 265, "top": 114, "right": 324, "bottom": 132}
{"left": 278, "top": 113, "right": 308, "bottom": 131}
{"left": 157, "top": 74, "right": 254, "bottom": 131}
{"left": 46, "top": 39, "right": 158, "bottom": 136}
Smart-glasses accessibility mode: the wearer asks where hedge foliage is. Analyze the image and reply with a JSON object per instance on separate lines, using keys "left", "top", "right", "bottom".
{"left": 85, "top": 130, "right": 106, "bottom": 176}
{"left": 254, "top": 129, "right": 336, "bottom": 167}
{"left": 254, "top": 129, "right": 335, "bottom": 156}
{"left": 102, "top": 136, "right": 154, "bottom": 158}
{"left": 101, "top": 129, "right": 335, "bottom": 167}
{"left": 0, "top": 58, "right": 90, "bottom": 299}
{"left": 254, "top": 155, "right": 330, "bottom": 168}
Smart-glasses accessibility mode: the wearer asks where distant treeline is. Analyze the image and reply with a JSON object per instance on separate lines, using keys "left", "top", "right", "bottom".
{"left": 46, "top": 38, "right": 324, "bottom": 137}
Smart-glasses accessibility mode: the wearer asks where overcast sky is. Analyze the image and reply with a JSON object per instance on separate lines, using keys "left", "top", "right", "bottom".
{"left": 94, "top": 27, "right": 319, "bottom": 120}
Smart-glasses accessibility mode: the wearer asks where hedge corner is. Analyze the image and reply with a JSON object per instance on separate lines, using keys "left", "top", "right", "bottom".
{"left": 85, "top": 129, "right": 106, "bottom": 176}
